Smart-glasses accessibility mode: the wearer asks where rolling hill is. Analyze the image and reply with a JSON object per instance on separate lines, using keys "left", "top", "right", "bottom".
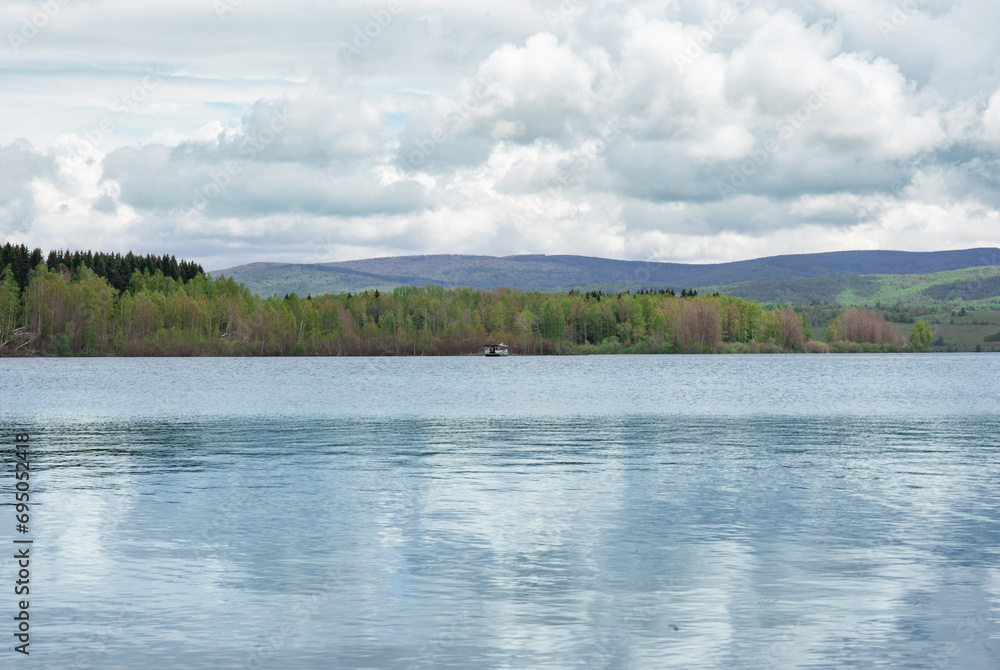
{"left": 703, "top": 266, "right": 1000, "bottom": 307}
{"left": 210, "top": 247, "right": 1000, "bottom": 303}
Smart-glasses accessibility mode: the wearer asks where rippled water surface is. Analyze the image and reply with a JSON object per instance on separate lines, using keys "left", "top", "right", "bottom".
{"left": 1, "top": 354, "right": 998, "bottom": 669}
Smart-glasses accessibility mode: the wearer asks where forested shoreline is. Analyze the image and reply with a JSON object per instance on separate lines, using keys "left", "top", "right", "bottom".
{"left": 1, "top": 243, "right": 204, "bottom": 293}
{"left": 0, "top": 248, "right": 930, "bottom": 356}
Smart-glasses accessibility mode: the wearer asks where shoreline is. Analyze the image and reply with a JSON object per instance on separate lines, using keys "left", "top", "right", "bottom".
{"left": 3, "top": 348, "right": 972, "bottom": 359}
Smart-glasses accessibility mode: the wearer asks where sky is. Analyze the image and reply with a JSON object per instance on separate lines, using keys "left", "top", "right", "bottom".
{"left": 1, "top": 0, "right": 999, "bottom": 271}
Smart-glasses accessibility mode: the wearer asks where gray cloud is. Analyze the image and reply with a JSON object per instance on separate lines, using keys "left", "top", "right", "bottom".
{"left": 0, "top": 139, "right": 55, "bottom": 232}
{"left": 101, "top": 97, "right": 428, "bottom": 218}
{"left": 1, "top": 0, "right": 998, "bottom": 267}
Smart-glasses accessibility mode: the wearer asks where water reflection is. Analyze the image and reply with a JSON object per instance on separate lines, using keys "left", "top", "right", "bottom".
{"left": 6, "top": 409, "right": 996, "bottom": 669}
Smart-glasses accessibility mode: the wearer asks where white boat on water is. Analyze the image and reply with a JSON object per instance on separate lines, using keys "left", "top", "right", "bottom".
{"left": 484, "top": 343, "right": 509, "bottom": 356}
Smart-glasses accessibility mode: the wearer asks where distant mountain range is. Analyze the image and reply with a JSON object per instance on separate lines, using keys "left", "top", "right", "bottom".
{"left": 210, "top": 247, "right": 1000, "bottom": 305}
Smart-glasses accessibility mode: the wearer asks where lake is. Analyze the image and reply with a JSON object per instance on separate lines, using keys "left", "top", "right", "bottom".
{"left": 1, "top": 354, "right": 998, "bottom": 669}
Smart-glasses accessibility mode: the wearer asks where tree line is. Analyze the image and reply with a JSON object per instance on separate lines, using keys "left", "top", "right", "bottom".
{"left": 0, "top": 257, "right": 919, "bottom": 356}
{"left": 0, "top": 244, "right": 203, "bottom": 294}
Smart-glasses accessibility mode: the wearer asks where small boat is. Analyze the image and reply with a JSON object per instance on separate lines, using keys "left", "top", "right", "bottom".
{"left": 484, "top": 343, "right": 509, "bottom": 357}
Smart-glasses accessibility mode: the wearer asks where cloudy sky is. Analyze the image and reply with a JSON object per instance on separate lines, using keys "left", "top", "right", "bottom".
{"left": 1, "top": 0, "right": 999, "bottom": 270}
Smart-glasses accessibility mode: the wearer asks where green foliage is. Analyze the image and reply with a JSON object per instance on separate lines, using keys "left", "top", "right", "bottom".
{"left": 55, "top": 330, "right": 71, "bottom": 357}
{"left": 824, "top": 318, "right": 840, "bottom": 343}
{"left": 910, "top": 319, "right": 933, "bottom": 351}
{"left": 798, "top": 312, "right": 814, "bottom": 341}
{"left": 0, "top": 244, "right": 203, "bottom": 293}
{"left": 0, "top": 244, "right": 42, "bottom": 292}
{"left": 0, "top": 266, "right": 20, "bottom": 349}
{"left": 985, "top": 331, "right": 1000, "bottom": 343}
{"left": 701, "top": 266, "right": 1000, "bottom": 308}
{"left": 1, "top": 259, "right": 961, "bottom": 356}
{"left": 0, "top": 263, "right": 834, "bottom": 356}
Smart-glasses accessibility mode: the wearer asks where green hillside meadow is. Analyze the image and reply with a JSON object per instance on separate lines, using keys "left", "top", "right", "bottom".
{"left": 701, "top": 266, "right": 1000, "bottom": 308}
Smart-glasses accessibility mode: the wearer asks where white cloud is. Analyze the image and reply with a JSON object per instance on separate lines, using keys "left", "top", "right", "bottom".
{"left": 982, "top": 91, "right": 1000, "bottom": 145}
{"left": 0, "top": 0, "right": 998, "bottom": 268}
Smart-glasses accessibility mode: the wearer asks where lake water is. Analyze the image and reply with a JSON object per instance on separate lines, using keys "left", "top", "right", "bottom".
{"left": 1, "top": 354, "right": 998, "bottom": 669}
